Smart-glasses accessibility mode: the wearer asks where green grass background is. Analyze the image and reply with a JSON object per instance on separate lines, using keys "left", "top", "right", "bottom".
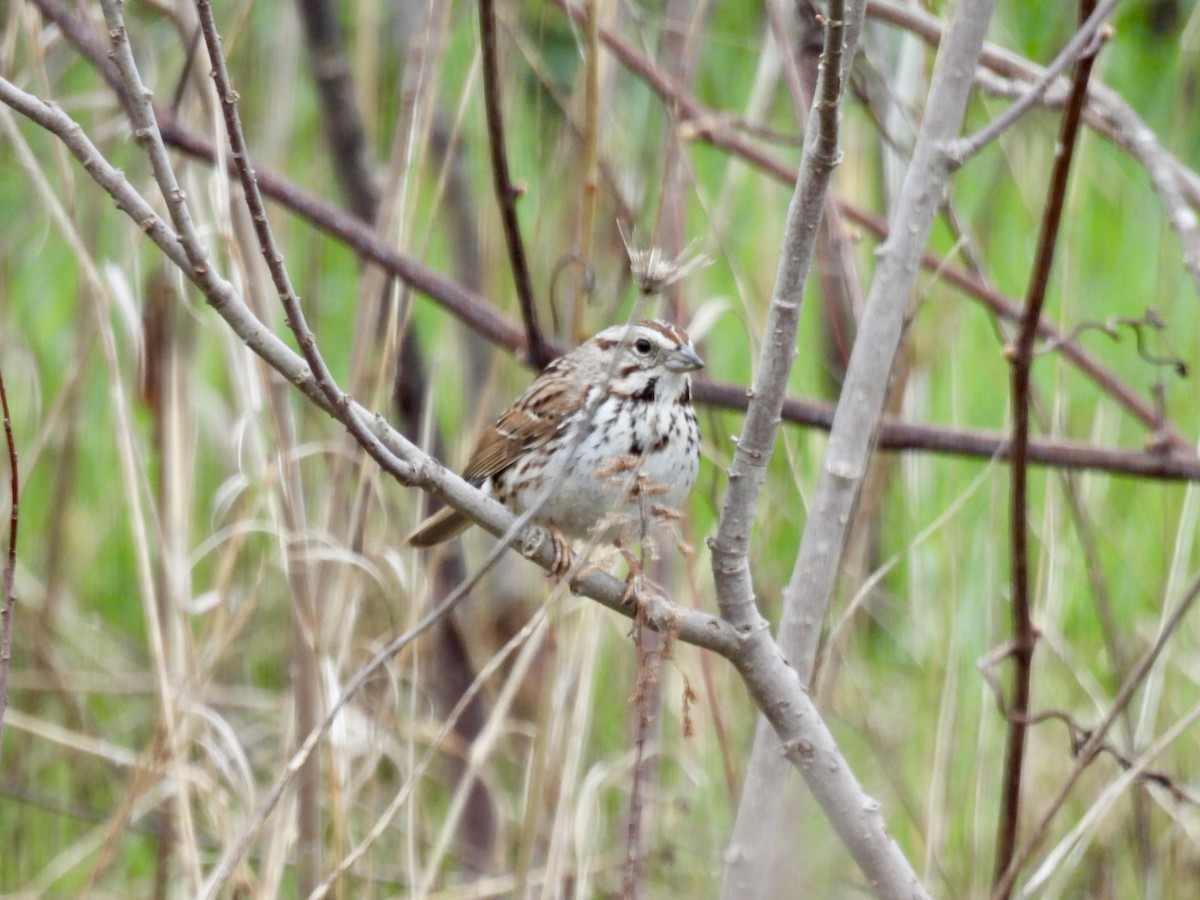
{"left": 3, "top": 0, "right": 1200, "bottom": 896}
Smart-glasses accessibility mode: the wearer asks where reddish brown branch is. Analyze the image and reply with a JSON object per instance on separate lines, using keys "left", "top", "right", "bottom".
{"left": 994, "top": 3, "right": 1100, "bottom": 893}
{"left": 153, "top": 112, "right": 1200, "bottom": 481}
{"left": 479, "top": 0, "right": 549, "bottom": 367}
{"left": 0, "top": 363, "right": 19, "bottom": 749}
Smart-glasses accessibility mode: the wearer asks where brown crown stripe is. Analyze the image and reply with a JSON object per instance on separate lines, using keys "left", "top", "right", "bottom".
{"left": 593, "top": 320, "right": 690, "bottom": 353}
{"left": 639, "top": 319, "right": 689, "bottom": 345}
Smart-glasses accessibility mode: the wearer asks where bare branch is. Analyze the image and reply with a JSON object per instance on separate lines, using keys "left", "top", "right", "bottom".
{"left": 715, "top": 2, "right": 930, "bottom": 896}
{"left": 0, "top": 363, "right": 17, "bottom": 750}
{"left": 192, "top": 0, "right": 374, "bottom": 453}
{"left": 480, "top": 0, "right": 548, "bottom": 366}
{"left": 992, "top": 567, "right": 1200, "bottom": 898}
{"left": 783, "top": 0, "right": 1000, "bottom": 677}
{"left": 726, "top": 1, "right": 1000, "bottom": 894}
{"left": 710, "top": 0, "right": 859, "bottom": 627}
{"left": 945, "top": 0, "right": 1117, "bottom": 166}
{"left": 870, "top": 0, "right": 1200, "bottom": 294}
{"left": 995, "top": 1, "right": 1100, "bottom": 889}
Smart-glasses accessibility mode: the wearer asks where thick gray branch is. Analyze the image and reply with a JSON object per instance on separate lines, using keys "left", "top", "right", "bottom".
{"left": 725, "top": 0, "right": 1000, "bottom": 896}
{"left": 785, "top": 0, "right": 998, "bottom": 721}
{"left": 716, "top": 1, "right": 928, "bottom": 897}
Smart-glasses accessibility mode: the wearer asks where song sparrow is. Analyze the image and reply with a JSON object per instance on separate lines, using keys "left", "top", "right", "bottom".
{"left": 408, "top": 320, "right": 704, "bottom": 569}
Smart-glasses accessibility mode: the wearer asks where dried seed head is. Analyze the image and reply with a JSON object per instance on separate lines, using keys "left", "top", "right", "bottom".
{"left": 620, "top": 224, "right": 711, "bottom": 296}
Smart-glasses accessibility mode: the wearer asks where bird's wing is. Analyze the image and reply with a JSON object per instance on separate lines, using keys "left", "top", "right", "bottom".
{"left": 462, "top": 374, "right": 584, "bottom": 483}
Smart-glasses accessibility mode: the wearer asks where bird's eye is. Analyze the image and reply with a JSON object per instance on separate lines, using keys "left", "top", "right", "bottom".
{"left": 634, "top": 338, "right": 653, "bottom": 355}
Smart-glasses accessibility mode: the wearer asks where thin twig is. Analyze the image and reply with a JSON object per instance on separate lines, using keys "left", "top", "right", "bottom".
{"left": 479, "top": 0, "right": 548, "bottom": 366}
{"left": 991, "top": 566, "right": 1200, "bottom": 898}
{"left": 994, "top": 3, "right": 1099, "bottom": 892}
{"left": 977, "top": 701, "right": 1200, "bottom": 809}
{"left": 572, "top": 0, "right": 601, "bottom": 343}
{"left": 945, "top": 0, "right": 1117, "bottom": 166}
{"left": 192, "top": 0, "right": 376, "bottom": 455}
{"left": 0, "top": 363, "right": 18, "bottom": 749}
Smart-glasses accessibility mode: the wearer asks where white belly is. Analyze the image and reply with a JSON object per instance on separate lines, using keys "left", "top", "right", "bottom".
{"left": 501, "top": 392, "right": 699, "bottom": 543}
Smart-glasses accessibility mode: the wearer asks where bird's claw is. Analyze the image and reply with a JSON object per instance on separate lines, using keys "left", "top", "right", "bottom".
{"left": 619, "top": 547, "right": 648, "bottom": 607}
{"left": 546, "top": 526, "right": 573, "bottom": 580}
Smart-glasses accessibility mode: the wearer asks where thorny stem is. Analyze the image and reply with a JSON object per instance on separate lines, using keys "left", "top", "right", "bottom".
{"left": 995, "top": 1, "right": 1100, "bottom": 894}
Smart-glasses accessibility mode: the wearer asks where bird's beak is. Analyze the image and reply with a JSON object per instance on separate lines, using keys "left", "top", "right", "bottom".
{"left": 666, "top": 345, "right": 705, "bottom": 372}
